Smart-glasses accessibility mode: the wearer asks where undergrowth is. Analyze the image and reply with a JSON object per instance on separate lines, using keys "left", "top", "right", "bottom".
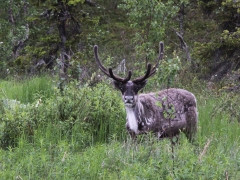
{"left": 0, "top": 79, "right": 126, "bottom": 148}
{"left": 0, "top": 76, "right": 239, "bottom": 179}
{"left": 0, "top": 75, "right": 54, "bottom": 103}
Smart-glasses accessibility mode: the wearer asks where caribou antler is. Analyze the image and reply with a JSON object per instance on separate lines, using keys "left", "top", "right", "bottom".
{"left": 94, "top": 42, "right": 164, "bottom": 83}
{"left": 132, "top": 42, "right": 164, "bottom": 83}
{"left": 94, "top": 45, "right": 132, "bottom": 83}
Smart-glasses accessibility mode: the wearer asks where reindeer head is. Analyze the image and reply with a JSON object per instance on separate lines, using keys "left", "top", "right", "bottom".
{"left": 94, "top": 42, "right": 164, "bottom": 108}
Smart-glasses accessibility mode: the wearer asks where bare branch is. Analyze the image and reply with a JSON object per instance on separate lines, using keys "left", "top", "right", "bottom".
{"left": 172, "top": 28, "right": 191, "bottom": 61}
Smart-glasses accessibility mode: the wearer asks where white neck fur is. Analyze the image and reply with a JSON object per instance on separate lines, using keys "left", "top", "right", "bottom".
{"left": 126, "top": 107, "right": 138, "bottom": 134}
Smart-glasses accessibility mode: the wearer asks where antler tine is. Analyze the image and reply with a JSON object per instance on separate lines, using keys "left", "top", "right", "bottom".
{"left": 148, "top": 41, "right": 164, "bottom": 77}
{"left": 94, "top": 45, "right": 110, "bottom": 77}
{"left": 132, "top": 64, "right": 152, "bottom": 83}
{"left": 109, "top": 68, "right": 132, "bottom": 83}
{"left": 132, "top": 41, "right": 164, "bottom": 83}
{"left": 94, "top": 45, "right": 132, "bottom": 83}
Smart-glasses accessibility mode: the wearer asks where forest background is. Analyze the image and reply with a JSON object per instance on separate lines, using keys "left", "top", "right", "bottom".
{"left": 0, "top": 0, "right": 240, "bottom": 179}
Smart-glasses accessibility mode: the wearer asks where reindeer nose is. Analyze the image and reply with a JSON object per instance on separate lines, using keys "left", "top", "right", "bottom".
{"left": 124, "top": 96, "right": 134, "bottom": 103}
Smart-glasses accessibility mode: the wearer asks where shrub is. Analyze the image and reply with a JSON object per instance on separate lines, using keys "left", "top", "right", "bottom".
{"left": 0, "top": 81, "right": 126, "bottom": 148}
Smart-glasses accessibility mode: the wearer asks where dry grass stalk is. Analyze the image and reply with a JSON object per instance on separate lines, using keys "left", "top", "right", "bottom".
{"left": 198, "top": 136, "right": 213, "bottom": 162}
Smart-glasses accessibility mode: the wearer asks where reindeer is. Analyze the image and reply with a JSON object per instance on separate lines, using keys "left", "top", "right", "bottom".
{"left": 94, "top": 42, "right": 198, "bottom": 141}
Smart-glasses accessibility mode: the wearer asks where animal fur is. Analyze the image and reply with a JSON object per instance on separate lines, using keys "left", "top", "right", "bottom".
{"left": 125, "top": 88, "right": 198, "bottom": 141}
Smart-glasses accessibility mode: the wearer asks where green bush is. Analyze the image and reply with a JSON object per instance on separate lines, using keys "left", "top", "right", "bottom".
{"left": 0, "top": 81, "right": 126, "bottom": 148}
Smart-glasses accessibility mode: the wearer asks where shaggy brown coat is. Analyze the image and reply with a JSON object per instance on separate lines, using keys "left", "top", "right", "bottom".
{"left": 125, "top": 88, "right": 198, "bottom": 141}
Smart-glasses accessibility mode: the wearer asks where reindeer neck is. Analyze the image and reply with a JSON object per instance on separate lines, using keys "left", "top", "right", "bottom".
{"left": 125, "top": 104, "right": 139, "bottom": 134}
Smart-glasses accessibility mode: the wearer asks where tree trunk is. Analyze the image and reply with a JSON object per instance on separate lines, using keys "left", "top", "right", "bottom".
{"left": 57, "top": 0, "right": 71, "bottom": 90}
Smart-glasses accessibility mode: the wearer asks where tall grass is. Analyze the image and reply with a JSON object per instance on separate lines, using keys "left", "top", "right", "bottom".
{"left": 0, "top": 78, "right": 126, "bottom": 148}
{"left": 0, "top": 75, "right": 54, "bottom": 103}
{"left": 0, "top": 77, "right": 239, "bottom": 179}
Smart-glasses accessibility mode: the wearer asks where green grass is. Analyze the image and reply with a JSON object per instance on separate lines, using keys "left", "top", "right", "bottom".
{"left": 0, "top": 75, "right": 54, "bottom": 103}
{"left": 0, "top": 77, "right": 239, "bottom": 179}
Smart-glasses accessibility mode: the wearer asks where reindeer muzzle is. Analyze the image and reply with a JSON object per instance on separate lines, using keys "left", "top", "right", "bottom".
{"left": 124, "top": 96, "right": 135, "bottom": 107}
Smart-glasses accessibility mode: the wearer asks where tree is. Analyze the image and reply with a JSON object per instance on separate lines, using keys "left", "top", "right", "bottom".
{"left": 0, "top": 0, "right": 30, "bottom": 75}
{"left": 193, "top": 0, "right": 240, "bottom": 79}
{"left": 119, "top": 0, "right": 180, "bottom": 64}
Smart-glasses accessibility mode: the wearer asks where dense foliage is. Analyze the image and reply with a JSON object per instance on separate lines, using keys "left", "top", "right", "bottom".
{"left": 0, "top": 78, "right": 126, "bottom": 148}
{"left": 0, "top": 0, "right": 239, "bottom": 179}
{"left": 0, "top": 0, "right": 239, "bottom": 83}
{"left": 0, "top": 77, "right": 239, "bottom": 179}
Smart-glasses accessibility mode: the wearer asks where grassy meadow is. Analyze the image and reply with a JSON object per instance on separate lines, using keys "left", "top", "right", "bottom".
{"left": 0, "top": 76, "right": 239, "bottom": 179}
